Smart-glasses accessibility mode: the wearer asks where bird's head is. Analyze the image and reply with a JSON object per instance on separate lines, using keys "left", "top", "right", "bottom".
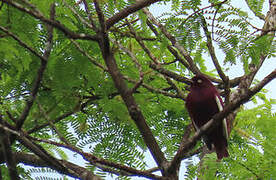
{"left": 191, "top": 74, "right": 213, "bottom": 88}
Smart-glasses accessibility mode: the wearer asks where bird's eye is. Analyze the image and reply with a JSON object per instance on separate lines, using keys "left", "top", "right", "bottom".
{"left": 197, "top": 79, "right": 202, "bottom": 83}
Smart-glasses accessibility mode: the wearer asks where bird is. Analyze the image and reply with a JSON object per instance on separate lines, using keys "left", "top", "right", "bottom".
{"left": 185, "top": 74, "right": 229, "bottom": 160}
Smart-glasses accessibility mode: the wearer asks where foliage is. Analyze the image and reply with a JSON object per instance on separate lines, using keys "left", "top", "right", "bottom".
{"left": 0, "top": 0, "right": 275, "bottom": 179}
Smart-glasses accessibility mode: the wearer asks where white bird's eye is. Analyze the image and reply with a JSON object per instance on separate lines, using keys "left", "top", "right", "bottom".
{"left": 197, "top": 79, "right": 202, "bottom": 83}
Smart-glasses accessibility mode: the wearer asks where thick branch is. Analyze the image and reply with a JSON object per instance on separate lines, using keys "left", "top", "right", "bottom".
{"left": 106, "top": 0, "right": 162, "bottom": 30}
{"left": 101, "top": 43, "right": 168, "bottom": 172}
{"left": 30, "top": 136, "right": 162, "bottom": 179}
{"left": 0, "top": 117, "right": 19, "bottom": 180}
{"left": 93, "top": 2, "right": 168, "bottom": 170}
{"left": 13, "top": 152, "right": 102, "bottom": 180}
{"left": 93, "top": 0, "right": 106, "bottom": 31}
{"left": 0, "top": 123, "right": 76, "bottom": 177}
{"left": 97, "top": 23, "right": 168, "bottom": 176}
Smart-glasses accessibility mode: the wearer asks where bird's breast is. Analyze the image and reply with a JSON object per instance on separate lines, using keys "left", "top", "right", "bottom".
{"left": 187, "top": 89, "right": 219, "bottom": 125}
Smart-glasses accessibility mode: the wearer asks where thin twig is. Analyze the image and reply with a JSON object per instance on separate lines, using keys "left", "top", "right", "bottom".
{"left": 63, "top": 0, "right": 94, "bottom": 30}
{"left": 82, "top": 0, "right": 99, "bottom": 32}
{"left": 149, "top": 63, "right": 192, "bottom": 85}
{"left": 165, "top": 77, "right": 186, "bottom": 100}
{"left": 127, "top": 20, "right": 159, "bottom": 64}
{"left": 125, "top": 21, "right": 144, "bottom": 93}
{"left": 244, "top": 0, "right": 265, "bottom": 20}
{"left": 111, "top": 38, "right": 144, "bottom": 93}
{"left": 211, "top": 2, "right": 224, "bottom": 41}
{"left": 200, "top": 15, "right": 229, "bottom": 83}
{"left": 37, "top": 102, "right": 70, "bottom": 145}
{"left": 124, "top": 75, "right": 180, "bottom": 99}
{"left": 71, "top": 39, "right": 107, "bottom": 71}
{"left": 180, "top": 0, "right": 228, "bottom": 26}
{"left": 2, "top": 0, "right": 98, "bottom": 41}
{"left": 143, "top": 8, "right": 201, "bottom": 75}
{"left": 27, "top": 104, "right": 80, "bottom": 134}
{"left": 0, "top": 26, "right": 45, "bottom": 60}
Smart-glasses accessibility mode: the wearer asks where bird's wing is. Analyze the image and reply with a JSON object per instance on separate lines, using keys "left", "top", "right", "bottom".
{"left": 215, "top": 95, "right": 228, "bottom": 139}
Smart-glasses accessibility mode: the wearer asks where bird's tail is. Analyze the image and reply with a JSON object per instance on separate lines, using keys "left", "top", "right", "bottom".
{"left": 214, "top": 140, "right": 229, "bottom": 160}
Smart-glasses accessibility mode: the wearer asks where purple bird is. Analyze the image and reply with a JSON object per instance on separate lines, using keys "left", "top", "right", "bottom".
{"left": 186, "top": 74, "right": 229, "bottom": 160}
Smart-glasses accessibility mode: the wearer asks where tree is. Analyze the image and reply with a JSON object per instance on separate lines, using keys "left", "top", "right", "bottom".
{"left": 0, "top": 0, "right": 275, "bottom": 179}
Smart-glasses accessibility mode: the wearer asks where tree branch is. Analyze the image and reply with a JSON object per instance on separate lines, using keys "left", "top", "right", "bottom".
{"left": 16, "top": 3, "right": 55, "bottom": 130}
{"left": 200, "top": 15, "right": 228, "bottom": 83}
{"left": 245, "top": 0, "right": 266, "bottom": 20}
{"left": 0, "top": 123, "right": 77, "bottom": 178}
{"left": 13, "top": 152, "right": 102, "bottom": 180}
{"left": 0, "top": 26, "right": 45, "bottom": 60}
{"left": 142, "top": 8, "right": 201, "bottom": 75}
{"left": 106, "top": 0, "right": 162, "bottom": 30}
{"left": 125, "top": 21, "right": 187, "bottom": 99}
{"left": 71, "top": 39, "right": 108, "bottom": 71}
{"left": 82, "top": 0, "right": 99, "bottom": 32}
{"left": 96, "top": 8, "right": 168, "bottom": 174}
{"left": 126, "top": 20, "right": 159, "bottom": 64}
{"left": 62, "top": 0, "right": 95, "bottom": 31}
{"left": 112, "top": 22, "right": 189, "bottom": 100}
{"left": 27, "top": 107, "right": 78, "bottom": 134}
{"left": 124, "top": 75, "right": 180, "bottom": 99}
{"left": 29, "top": 135, "right": 162, "bottom": 179}
{"left": 200, "top": 14, "right": 231, "bottom": 104}
{"left": 93, "top": 0, "right": 106, "bottom": 32}
{"left": 101, "top": 41, "right": 169, "bottom": 173}
{"left": 2, "top": 0, "right": 98, "bottom": 41}
{"left": 0, "top": 117, "right": 19, "bottom": 180}
{"left": 235, "top": 1, "right": 275, "bottom": 96}
{"left": 149, "top": 63, "right": 192, "bottom": 85}
{"left": 164, "top": 77, "right": 186, "bottom": 100}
